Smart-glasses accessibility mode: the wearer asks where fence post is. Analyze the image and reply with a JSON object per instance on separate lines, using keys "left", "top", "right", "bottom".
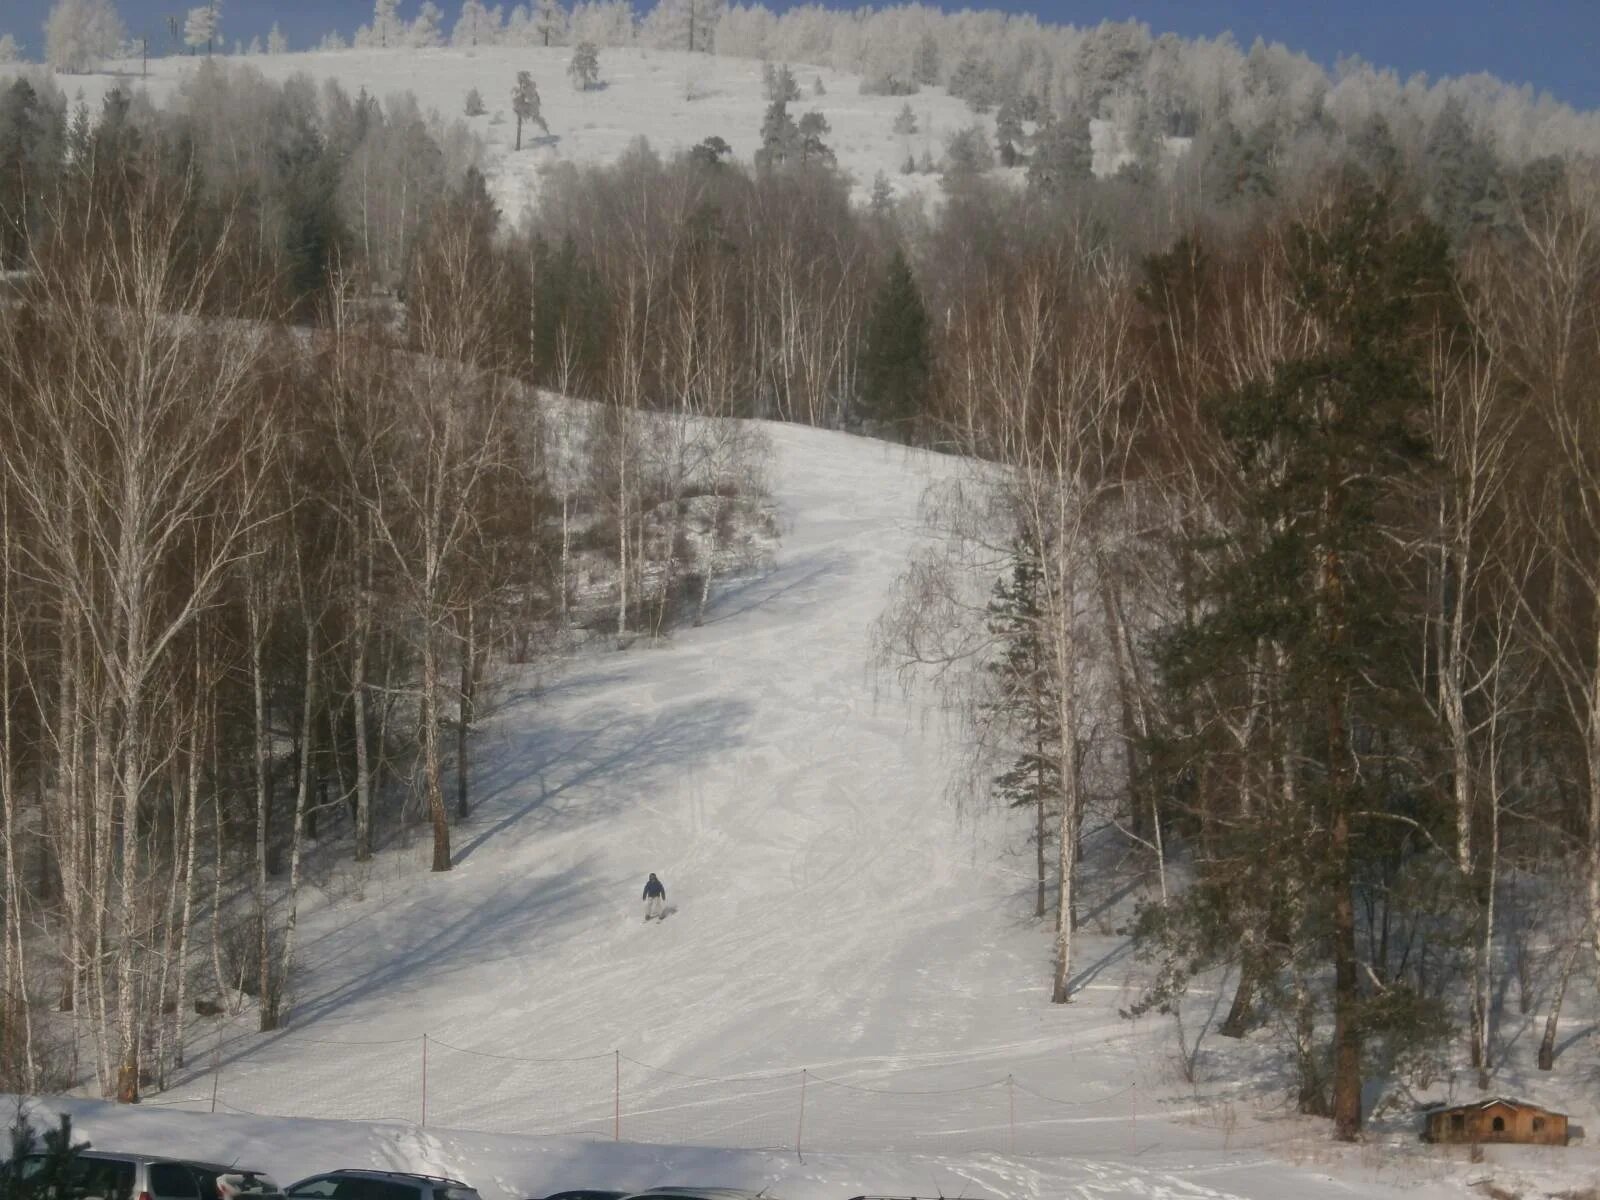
{"left": 795, "top": 1069, "right": 807, "bottom": 1161}
{"left": 1007, "top": 1075, "right": 1015, "bottom": 1156}
{"left": 210, "top": 1033, "right": 220, "bottom": 1115}
{"left": 421, "top": 1035, "right": 429, "bottom": 1128}
{"left": 613, "top": 1050, "right": 620, "bottom": 1141}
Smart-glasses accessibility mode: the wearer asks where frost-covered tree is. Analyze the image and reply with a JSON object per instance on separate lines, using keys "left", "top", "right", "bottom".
{"left": 569, "top": 1, "right": 632, "bottom": 47}
{"left": 644, "top": 0, "right": 721, "bottom": 52}
{"left": 891, "top": 102, "right": 916, "bottom": 139}
{"left": 183, "top": 3, "right": 219, "bottom": 55}
{"left": 371, "top": 0, "right": 404, "bottom": 47}
{"left": 465, "top": 86, "right": 486, "bottom": 115}
{"left": 453, "top": 0, "right": 497, "bottom": 46}
{"left": 869, "top": 170, "right": 893, "bottom": 213}
{"left": 0, "top": 34, "right": 22, "bottom": 63}
{"left": 947, "top": 52, "right": 997, "bottom": 111}
{"left": 912, "top": 31, "right": 939, "bottom": 86}
{"left": 266, "top": 22, "right": 287, "bottom": 53}
{"left": 534, "top": 0, "right": 567, "bottom": 46}
{"left": 44, "top": 0, "right": 126, "bottom": 73}
{"left": 409, "top": 1, "right": 444, "bottom": 46}
{"left": 943, "top": 124, "right": 994, "bottom": 178}
{"left": 511, "top": 70, "right": 548, "bottom": 148}
{"left": 762, "top": 61, "right": 798, "bottom": 104}
{"left": 568, "top": 41, "right": 599, "bottom": 90}
{"left": 1075, "top": 19, "right": 1149, "bottom": 114}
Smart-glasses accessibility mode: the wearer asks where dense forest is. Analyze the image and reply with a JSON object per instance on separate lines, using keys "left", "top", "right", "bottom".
{"left": 1, "top": 0, "right": 1599, "bottom": 1144}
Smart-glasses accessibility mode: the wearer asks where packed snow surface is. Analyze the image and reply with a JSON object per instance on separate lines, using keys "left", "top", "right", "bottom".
{"left": 22, "top": 423, "right": 1593, "bottom": 1198}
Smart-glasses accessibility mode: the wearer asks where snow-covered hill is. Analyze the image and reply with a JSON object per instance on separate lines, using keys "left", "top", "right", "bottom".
{"left": 45, "top": 46, "right": 991, "bottom": 213}
{"left": 14, "top": 421, "right": 1590, "bottom": 1200}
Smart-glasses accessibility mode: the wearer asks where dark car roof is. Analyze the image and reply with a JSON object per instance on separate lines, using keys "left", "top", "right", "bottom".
{"left": 289, "top": 1172, "right": 474, "bottom": 1191}
{"left": 74, "top": 1154, "right": 242, "bottom": 1169}
{"left": 69, "top": 1153, "right": 274, "bottom": 1176}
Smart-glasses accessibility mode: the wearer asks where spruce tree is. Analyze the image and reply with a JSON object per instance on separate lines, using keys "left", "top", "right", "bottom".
{"left": 1027, "top": 109, "right": 1092, "bottom": 196}
{"left": 986, "top": 545, "right": 1061, "bottom": 918}
{"left": 754, "top": 97, "right": 798, "bottom": 170}
{"left": 1425, "top": 97, "right": 1505, "bottom": 240}
{"left": 995, "top": 97, "right": 1025, "bottom": 166}
{"left": 857, "top": 246, "right": 931, "bottom": 434}
{"left": 1147, "top": 181, "right": 1458, "bottom": 1139}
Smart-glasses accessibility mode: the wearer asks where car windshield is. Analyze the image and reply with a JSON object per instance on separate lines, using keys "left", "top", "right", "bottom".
{"left": 219, "top": 1175, "right": 281, "bottom": 1196}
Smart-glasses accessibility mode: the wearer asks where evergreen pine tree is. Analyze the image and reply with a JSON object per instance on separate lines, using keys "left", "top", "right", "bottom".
{"left": 511, "top": 71, "right": 548, "bottom": 149}
{"left": 1350, "top": 112, "right": 1400, "bottom": 183}
{"left": 796, "top": 110, "right": 834, "bottom": 167}
{"left": 1147, "top": 182, "right": 1458, "bottom": 1139}
{"left": 754, "top": 97, "right": 798, "bottom": 170}
{"left": 995, "top": 97, "right": 1025, "bottom": 166}
{"left": 1027, "top": 109, "right": 1092, "bottom": 195}
{"left": 857, "top": 246, "right": 931, "bottom": 434}
{"left": 869, "top": 170, "right": 894, "bottom": 214}
{"left": 1425, "top": 97, "right": 1506, "bottom": 240}
{"left": 986, "top": 545, "right": 1061, "bottom": 918}
{"left": 568, "top": 41, "right": 600, "bottom": 90}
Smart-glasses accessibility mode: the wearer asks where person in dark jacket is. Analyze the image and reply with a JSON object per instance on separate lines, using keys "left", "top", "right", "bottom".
{"left": 642, "top": 872, "right": 666, "bottom": 921}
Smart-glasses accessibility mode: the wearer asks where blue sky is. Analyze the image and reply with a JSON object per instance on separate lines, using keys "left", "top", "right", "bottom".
{"left": 5, "top": 0, "right": 1599, "bottom": 110}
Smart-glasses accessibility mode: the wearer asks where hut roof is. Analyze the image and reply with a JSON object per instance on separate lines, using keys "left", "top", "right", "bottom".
{"left": 1433, "top": 1097, "right": 1560, "bottom": 1115}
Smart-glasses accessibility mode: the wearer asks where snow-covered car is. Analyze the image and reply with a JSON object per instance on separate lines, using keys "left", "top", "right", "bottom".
{"left": 285, "top": 1170, "right": 481, "bottom": 1200}
{"left": 616, "top": 1191, "right": 782, "bottom": 1200}
{"left": 8, "top": 1151, "right": 281, "bottom": 1200}
{"left": 531, "top": 1192, "right": 626, "bottom": 1200}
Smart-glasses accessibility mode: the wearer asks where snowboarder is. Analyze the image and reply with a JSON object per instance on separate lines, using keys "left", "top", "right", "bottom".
{"left": 642, "top": 872, "right": 667, "bottom": 921}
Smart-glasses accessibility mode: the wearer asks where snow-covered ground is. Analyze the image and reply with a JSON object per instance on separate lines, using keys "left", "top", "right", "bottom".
{"left": 12, "top": 422, "right": 1594, "bottom": 1199}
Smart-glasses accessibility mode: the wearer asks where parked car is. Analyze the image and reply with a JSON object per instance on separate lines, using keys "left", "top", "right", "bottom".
{"left": 285, "top": 1170, "right": 481, "bottom": 1200}
{"left": 616, "top": 1191, "right": 780, "bottom": 1200}
{"left": 8, "top": 1150, "right": 281, "bottom": 1200}
{"left": 532, "top": 1193, "right": 626, "bottom": 1200}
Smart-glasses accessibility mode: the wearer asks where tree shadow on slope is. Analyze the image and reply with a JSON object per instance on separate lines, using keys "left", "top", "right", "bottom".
{"left": 456, "top": 693, "right": 755, "bottom": 864}
{"left": 698, "top": 549, "right": 852, "bottom": 627}
{"left": 187, "top": 858, "right": 604, "bottom": 1082}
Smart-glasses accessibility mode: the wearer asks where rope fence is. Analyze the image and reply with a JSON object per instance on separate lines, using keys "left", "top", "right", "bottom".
{"left": 134, "top": 1031, "right": 1140, "bottom": 1158}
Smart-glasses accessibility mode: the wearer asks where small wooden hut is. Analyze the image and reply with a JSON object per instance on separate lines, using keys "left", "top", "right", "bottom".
{"left": 1423, "top": 1098, "right": 1568, "bottom": 1146}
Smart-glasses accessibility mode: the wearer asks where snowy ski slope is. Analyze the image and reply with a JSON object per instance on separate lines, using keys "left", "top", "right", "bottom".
{"left": 24, "top": 423, "right": 1590, "bottom": 1199}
